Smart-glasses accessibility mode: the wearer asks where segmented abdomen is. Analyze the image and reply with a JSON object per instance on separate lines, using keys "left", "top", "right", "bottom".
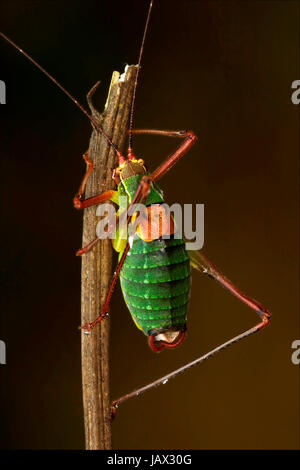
{"left": 120, "top": 236, "right": 191, "bottom": 335}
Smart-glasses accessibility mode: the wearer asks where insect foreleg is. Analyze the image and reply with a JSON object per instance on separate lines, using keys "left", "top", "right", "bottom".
{"left": 73, "top": 152, "right": 118, "bottom": 209}
{"left": 129, "top": 129, "right": 197, "bottom": 181}
{"left": 131, "top": 129, "right": 193, "bottom": 138}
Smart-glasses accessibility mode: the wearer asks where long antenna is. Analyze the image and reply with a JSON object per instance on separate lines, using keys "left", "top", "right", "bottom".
{"left": 128, "top": 0, "right": 154, "bottom": 158}
{"left": 0, "top": 31, "right": 125, "bottom": 163}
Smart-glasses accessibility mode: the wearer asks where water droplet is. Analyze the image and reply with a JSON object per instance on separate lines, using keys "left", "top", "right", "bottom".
{"left": 84, "top": 331, "right": 91, "bottom": 336}
{"left": 162, "top": 379, "right": 168, "bottom": 385}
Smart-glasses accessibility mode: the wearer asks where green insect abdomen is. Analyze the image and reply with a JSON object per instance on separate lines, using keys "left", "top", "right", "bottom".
{"left": 120, "top": 236, "right": 191, "bottom": 335}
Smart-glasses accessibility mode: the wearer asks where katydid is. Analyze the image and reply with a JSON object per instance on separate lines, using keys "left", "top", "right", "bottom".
{"left": 0, "top": 0, "right": 271, "bottom": 422}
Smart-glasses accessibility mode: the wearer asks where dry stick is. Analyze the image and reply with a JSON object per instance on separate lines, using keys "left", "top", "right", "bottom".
{"left": 81, "top": 65, "right": 137, "bottom": 450}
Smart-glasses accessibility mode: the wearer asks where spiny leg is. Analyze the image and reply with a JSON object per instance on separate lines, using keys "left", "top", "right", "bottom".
{"left": 129, "top": 128, "right": 197, "bottom": 180}
{"left": 110, "top": 321, "right": 269, "bottom": 421}
{"left": 110, "top": 250, "right": 271, "bottom": 420}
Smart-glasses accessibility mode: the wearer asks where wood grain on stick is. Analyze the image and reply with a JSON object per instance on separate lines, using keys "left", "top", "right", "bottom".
{"left": 81, "top": 65, "right": 137, "bottom": 450}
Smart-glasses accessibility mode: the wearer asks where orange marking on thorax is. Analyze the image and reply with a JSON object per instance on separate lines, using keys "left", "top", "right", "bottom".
{"left": 132, "top": 204, "right": 176, "bottom": 242}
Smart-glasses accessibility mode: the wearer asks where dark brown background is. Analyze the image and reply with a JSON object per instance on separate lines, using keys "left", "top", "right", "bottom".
{"left": 0, "top": 0, "right": 299, "bottom": 450}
